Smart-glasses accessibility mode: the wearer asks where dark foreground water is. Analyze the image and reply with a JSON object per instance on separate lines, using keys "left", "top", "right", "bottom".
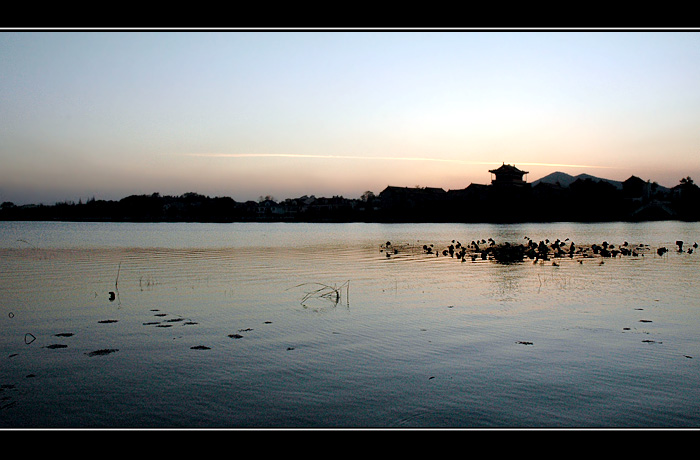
{"left": 1, "top": 221, "right": 699, "bottom": 428}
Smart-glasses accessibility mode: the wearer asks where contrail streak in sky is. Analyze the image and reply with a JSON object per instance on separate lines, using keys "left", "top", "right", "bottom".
{"left": 186, "top": 153, "right": 614, "bottom": 169}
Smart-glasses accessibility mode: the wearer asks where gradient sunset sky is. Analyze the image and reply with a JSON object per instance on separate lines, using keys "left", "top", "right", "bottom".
{"left": 2, "top": 30, "right": 699, "bottom": 205}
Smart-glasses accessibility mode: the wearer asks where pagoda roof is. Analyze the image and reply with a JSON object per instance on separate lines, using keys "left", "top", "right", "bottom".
{"left": 488, "top": 163, "right": 529, "bottom": 175}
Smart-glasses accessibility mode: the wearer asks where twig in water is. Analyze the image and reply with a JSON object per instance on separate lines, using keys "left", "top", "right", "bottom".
{"left": 110, "top": 262, "right": 122, "bottom": 305}
{"left": 290, "top": 281, "right": 350, "bottom": 307}
{"left": 115, "top": 262, "right": 121, "bottom": 289}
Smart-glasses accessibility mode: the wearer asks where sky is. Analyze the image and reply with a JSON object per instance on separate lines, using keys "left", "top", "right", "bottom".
{"left": 1, "top": 30, "right": 699, "bottom": 205}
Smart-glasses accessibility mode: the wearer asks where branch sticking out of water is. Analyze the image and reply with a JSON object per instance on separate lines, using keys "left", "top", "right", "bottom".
{"left": 110, "top": 261, "right": 122, "bottom": 305}
{"left": 115, "top": 262, "right": 121, "bottom": 289}
{"left": 291, "top": 281, "right": 350, "bottom": 307}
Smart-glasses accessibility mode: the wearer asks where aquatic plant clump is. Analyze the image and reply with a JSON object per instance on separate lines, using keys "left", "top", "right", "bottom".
{"left": 381, "top": 237, "right": 692, "bottom": 265}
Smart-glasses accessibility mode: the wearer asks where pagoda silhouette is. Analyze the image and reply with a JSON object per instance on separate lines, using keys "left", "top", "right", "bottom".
{"left": 488, "top": 163, "right": 529, "bottom": 188}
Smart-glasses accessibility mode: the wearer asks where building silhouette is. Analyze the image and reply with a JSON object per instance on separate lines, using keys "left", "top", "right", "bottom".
{"left": 488, "top": 163, "right": 529, "bottom": 187}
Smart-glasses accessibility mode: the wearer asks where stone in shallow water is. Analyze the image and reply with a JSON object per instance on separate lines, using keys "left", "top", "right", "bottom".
{"left": 190, "top": 345, "right": 210, "bottom": 350}
{"left": 85, "top": 349, "right": 119, "bottom": 357}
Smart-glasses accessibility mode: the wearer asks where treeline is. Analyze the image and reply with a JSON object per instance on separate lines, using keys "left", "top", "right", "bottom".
{"left": 1, "top": 176, "right": 699, "bottom": 223}
{"left": 2, "top": 192, "right": 243, "bottom": 222}
{"left": 0, "top": 192, "right": 374, "bottom": 223}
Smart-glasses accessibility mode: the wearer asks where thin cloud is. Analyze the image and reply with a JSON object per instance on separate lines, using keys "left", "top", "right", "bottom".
{"left": 185, "top": 153, "right": 614, "bottom": 169}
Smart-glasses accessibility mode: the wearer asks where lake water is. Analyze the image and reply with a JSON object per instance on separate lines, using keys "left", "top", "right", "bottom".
{"left": 1, "top": 220, "right": 700, "bottom": 428}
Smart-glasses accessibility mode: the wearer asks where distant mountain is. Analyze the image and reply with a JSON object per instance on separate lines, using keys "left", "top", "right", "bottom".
{"left": 532, "top": 171, "right": 623, "bottom": 189}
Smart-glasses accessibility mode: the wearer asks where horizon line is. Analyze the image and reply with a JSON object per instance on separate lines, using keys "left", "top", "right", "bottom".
{"left": 184, "top": 153, "right": 616, "bottom": 170}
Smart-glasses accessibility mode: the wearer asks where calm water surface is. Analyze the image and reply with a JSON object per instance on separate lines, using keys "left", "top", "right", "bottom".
{"left": 1, "top": 221, "right": 699, "bottom": 428}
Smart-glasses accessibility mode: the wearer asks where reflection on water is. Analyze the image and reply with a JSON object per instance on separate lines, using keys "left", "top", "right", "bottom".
{"left": 1, "top": 221, "right": 700, "bottom": 427}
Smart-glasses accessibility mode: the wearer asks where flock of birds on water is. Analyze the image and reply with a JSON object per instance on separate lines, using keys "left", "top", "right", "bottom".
{"left": 381, "top": 237, "right": 699, "bottom": 265}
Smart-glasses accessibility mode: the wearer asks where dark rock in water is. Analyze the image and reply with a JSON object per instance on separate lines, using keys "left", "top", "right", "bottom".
{"left": 156, "top": 324, "right": 172, "bottom": 328}
{"left": 142, "top": 321, "right": 160, "bottom": 325}
{"left": 44, "top": 344, "right": 68, "bottom": 349}
{"left": 228, "top": 334, "right": 243, "bottom": 339}
{"left": 54, "top": 333, "right": 74, "bottom": 337}
{"left": 165, "top": 318, "right": 185, "bottom": 323}
{"left": 639, "top": 319, "right": 653, "bottom": 323}
{"left": 190, "top": 345, "right": 210, "bottom": 350}
{"left": 516, "top": 341, "right": 533, "bottom": 345}
{"left": 85, "top": 348, "right": 119, "bottom": 357}
{"left": 98, "top": 319, "right": 118, "bottom": 324}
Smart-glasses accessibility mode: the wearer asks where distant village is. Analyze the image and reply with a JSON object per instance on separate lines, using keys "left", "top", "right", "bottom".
{"left": 1, "top": 164, "right": 699, "bottom": 223}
